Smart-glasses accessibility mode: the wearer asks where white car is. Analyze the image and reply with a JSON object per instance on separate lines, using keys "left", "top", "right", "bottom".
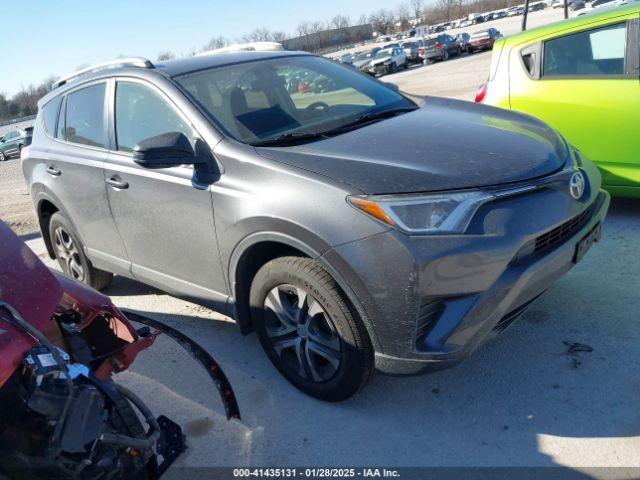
{"left": 368, "top": 47, "right": 407, "bottom": 76}
{"left": 571, "top": 0, "right": 633, "bottom": 15}
{"left": 551, "top": 0, "right": 565, "bottom": 7}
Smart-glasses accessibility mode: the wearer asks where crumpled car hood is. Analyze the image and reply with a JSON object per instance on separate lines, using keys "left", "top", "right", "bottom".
{"left": 0, "top": 221, "right": 63, "bottom": 387}
{"left": 256, "top": 97, "right": 568, "bottom": 194}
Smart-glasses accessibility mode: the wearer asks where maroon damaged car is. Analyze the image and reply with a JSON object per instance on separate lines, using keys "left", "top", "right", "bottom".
{"left": 0, "top": 220, "right": 238, "bottom": 479}
{"left": 468, "top": 28, "right": 502, "bottom": 53}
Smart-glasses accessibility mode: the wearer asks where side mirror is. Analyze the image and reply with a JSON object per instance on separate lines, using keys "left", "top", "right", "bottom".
{"left": 133, "top": 132, "right": 207, "bottom": 169}
{"left": 384, "top": 82, "right": 400, "bottom": 93}
{"left": 0, "top": 137, "right": 4, "bottom": 143}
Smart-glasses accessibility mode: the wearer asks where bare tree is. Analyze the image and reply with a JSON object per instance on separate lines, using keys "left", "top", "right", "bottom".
{"left": 409, "top": 0, "right": 424, "bottom": 21}
{"left": 396, "top": 3, "right": 412, "bottom": 30}
{"left": 435, "top": 0, "right": 456, "bottom": 21}
{"left": 271, "top": 31, "right": 288, "bottom": 42}
{"left": 330, "top": 14, "right": 351, "bottom": 30}
{"left": 157, "top": 51, "right": 176, "bottom": 61}
{"left": 203, "top": 36, "right": 228, "bottom": 51}
{"left": 369, "top": 9, "right": 396, "bottom": 35}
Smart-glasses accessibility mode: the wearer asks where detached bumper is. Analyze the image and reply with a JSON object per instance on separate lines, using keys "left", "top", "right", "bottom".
{"left": 323, "top": 164, "right": 609, "bottom": 375}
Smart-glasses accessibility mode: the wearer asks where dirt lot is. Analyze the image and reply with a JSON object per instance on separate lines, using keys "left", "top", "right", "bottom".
{"left": 0, "top": 157, "right": 37, "bottom": 235}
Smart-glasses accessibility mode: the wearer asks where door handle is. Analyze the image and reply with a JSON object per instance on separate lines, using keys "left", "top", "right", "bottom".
{"left": 45, "top": 166, "right": 61, "bottom": 177}
{"left": 106, "top": 176, "right": 129, "bottom": 190}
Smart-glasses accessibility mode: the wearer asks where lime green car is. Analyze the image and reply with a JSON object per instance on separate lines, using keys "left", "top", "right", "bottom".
{"left": 478, "top": 5, "right": 639, "bottom": 197}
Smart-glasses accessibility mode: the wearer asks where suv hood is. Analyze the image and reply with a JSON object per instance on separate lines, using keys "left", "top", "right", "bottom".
{"left": 256, "top": 97, "right": 568, "bottom": 194}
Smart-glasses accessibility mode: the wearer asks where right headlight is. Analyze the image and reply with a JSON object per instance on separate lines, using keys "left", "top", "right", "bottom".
{"left": 348, "top": 191, "right": 495, "bottom": 234}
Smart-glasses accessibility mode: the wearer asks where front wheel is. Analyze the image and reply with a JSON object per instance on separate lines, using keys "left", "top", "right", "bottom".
{"left": 250, "top": 256, "right": 374, "bottom": 401}
{"left": 0, "top": 151, "right": 5, "bottom": 162}
{"left": 49, "top": 212, "right": 113, "bottom": 290}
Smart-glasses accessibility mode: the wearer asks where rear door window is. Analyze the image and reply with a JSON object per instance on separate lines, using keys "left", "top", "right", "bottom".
{"left": 64, "top": 83, "right": 107, "bottom": 147}
{"left": 543, "top": 22, "right": 627, "bottom": 76}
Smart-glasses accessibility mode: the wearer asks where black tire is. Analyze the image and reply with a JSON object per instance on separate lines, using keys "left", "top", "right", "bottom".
{"left": 49, "top": 211, "right": 113, "bottom": 290}
{"left": 0, "top": 151, "right": 5, "bottom": 162}
{"left": 443, "top": 49, "right": 449, "bottom": 61}
{"left": 249, "top": 256, "right": 374, "bottom": 402}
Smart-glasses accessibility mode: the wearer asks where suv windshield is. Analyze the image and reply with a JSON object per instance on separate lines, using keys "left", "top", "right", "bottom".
{"left": 374, "top": 49, "right": 392, "bottom": 59}
{"left": 175, "top": 55, "right": 413, "bottom": 146}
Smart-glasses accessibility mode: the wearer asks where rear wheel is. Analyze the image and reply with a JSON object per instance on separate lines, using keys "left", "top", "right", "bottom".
{"left": 49, "top": 212, "right": 113, "bottom": 290}
{"left": 0, "top": 151, "right": 5, "bottom": 162}
{"left": 443, "top": 49, "right": 449, "bottom": 61}
{"left": 249, "top": 256, "right": 374, "bottom": 401}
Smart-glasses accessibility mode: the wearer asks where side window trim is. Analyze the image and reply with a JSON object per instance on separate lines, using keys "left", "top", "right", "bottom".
{"left": 56, "top": 96, "right": 67, "bottom": 141}
{"left": 626, "top": 17, "right": 639, "bottom": 78}
{"left": 112, "top": 77, "right": 201, "bottom": 156}
{"left": 41, "top": 96, "right": 63, "bottom": 139}
{"left": 540, "top": 20, "right": 632, "bottom": 80}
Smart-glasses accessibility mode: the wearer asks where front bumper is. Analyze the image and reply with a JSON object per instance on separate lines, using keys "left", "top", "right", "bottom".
{"left": 369, "top": 63, "right": 390, "bottom": 75}
{"left": 323, "top": 162, "right": 609, "bottom": 375}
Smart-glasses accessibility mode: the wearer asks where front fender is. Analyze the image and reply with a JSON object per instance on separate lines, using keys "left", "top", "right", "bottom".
{"left": 227, "top": 223, "right": 383, "bottom": 351}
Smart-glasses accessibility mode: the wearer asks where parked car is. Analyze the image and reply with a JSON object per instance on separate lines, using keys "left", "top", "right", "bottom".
{"left": 0, "top": 219, "right": 237, "bottom": 478}
{"left": 338, "top": 53, "right": 354, "bottom": 66}
{"left": 478, "top": 4, "right": 639, "bottom": 197}
{"left": 529, "top": 1, "right": 547, "bottom": 10}
{"left": 24, "top": 51, "right": 609, "bottom": 401}
{"left": 552, "top": 0, "right": 566, "bottom": 8}
{"left": 368, "top": 47, "right": 408, "bottom": 75}
{"left": 468, "top": 28, "right": 502, "bottom": 52}
{"left": 0, "top": 127, "right": 30, "bottom": 161}
{"left": 569, "top": 0, "right": 586, "bottom": 9}
{"left": 572, "top": 0, "right": 624, "bottom": 15}
{"left": 352, "top": 49, "right": 378, "bottom": 72}
{"left": 508, "top": 6, "right": 526, "bottom": 15}
{"left": 420, "top": 34, "right": 461, "bottom": 63}
{"left": 456, "top": 33, "right": 472, "bottom": 52}
{"left": 400, "top": 40, "right": 422, "bottom": 63}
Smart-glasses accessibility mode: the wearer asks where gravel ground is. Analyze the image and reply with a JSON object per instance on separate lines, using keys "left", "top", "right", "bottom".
{"left": 0, "top": 158, "right": 37, "bottom": 235}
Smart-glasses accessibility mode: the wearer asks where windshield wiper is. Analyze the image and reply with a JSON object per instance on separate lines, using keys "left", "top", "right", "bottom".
{"left": 322, "top": 106, "right": 418, "bottom": 135}
{"left": 252, "top": 131, "right": 328, "bottom": 147}
{"left": 252, "top": 106, "right": 418, "bottom": 147}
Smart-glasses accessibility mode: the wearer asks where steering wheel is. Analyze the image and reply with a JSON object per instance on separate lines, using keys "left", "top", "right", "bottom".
{"left": 305, "top": 101, "right": 330, "bottom": 112}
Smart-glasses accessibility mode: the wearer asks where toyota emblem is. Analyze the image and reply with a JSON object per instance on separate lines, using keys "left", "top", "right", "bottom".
{"left": 569, "top": 171, "right": 585, "bottom": 200}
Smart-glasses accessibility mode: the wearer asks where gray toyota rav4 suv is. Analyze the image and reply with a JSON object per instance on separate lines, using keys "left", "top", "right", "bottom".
{"left": 23, "top": 51, "right": 609, "bottom": 401}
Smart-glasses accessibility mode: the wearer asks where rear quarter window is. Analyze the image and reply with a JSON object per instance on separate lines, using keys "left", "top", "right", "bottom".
{"left": 41, "top": 96, "right": 62, "bottom": 136}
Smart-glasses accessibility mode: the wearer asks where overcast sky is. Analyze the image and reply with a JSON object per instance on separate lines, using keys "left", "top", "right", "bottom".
{"left": 1, "top": 0, "right": 408, "bottom": 97}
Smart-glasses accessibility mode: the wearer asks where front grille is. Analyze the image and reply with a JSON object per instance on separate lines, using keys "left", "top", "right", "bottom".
{"left": 493, "top": 294, "right": 542, "bottom": 334}
{"left": 513, "top": 198, "right": 599, "bottom": 264}
{"left": 415, "top": 298, "right": 444, "bottom": 342}
{"left": 533, "top": 204, "right": 594, "bottom": 255}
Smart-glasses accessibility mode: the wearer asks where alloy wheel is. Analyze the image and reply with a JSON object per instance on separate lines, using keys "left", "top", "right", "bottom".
{"left": 53, "top": 226, "right": 85, "bottom": 281}
{"left": 0, "top": 152, "right": 5, "bottom": 161}
{"left": 263, "top": 284, "right": 342, "bottom": 382}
